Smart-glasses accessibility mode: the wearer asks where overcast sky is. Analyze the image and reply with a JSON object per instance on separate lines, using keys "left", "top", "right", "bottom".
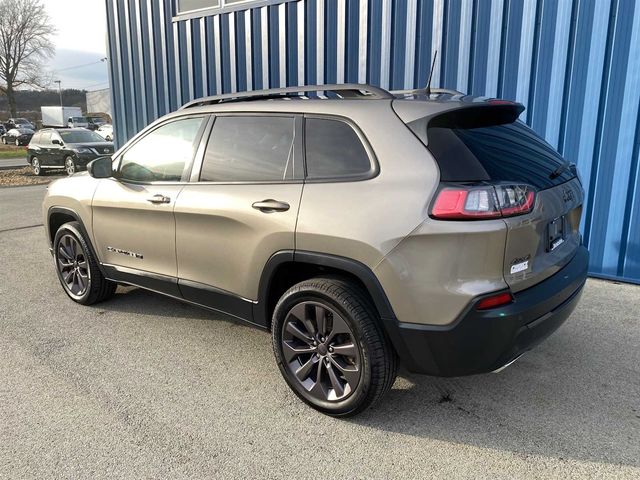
{"left": 43, "top": 0, "right": 109, "bottom": 91}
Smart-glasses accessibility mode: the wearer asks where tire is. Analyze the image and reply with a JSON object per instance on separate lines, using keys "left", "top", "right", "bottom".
{"left": 272, "top": 277, "right": 397, "bottom": 417}
{"left": 31, "top": 157, "right": 42, "bottom": 176}
{"left": 64, "top": 156, "right": 76, "bottom": 176}
{"left": 53, "top": 221, "right": 116, "bottom": 305}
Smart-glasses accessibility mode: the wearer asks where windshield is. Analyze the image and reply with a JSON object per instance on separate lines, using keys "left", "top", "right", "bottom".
{"left": 59, "top": 130, "right": 105, "bottom": 143}
{"left": 71, "top": 117, "right": 88, "bottom": 123}
{"left": 16, "top": 118, "right": 30, "bottom": 123}
{"left": 16, "top": 128, "right": 34, "bottom": 134}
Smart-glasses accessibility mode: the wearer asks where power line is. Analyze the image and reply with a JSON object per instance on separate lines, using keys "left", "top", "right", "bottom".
{"left": 54, "top": 57, "right": 108, "bottom": 73}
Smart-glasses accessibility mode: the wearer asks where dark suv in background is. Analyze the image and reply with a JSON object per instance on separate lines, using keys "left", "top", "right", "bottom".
{"left": 27, "top": 128, "right": 114, "bottom": 176}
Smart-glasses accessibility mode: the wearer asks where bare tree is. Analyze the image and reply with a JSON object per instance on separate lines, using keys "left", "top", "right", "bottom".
{"left": 0, "top": 0, "right": 55, "bottom": 116}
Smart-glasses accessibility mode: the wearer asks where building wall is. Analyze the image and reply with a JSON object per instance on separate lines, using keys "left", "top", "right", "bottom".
{"left": 105, "top": 0, "right": 640, "bottom": 284}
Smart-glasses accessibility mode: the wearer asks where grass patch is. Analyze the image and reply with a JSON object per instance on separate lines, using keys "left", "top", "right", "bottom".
{"left": 0, "top": 150, "right": 26, "bottom": 159}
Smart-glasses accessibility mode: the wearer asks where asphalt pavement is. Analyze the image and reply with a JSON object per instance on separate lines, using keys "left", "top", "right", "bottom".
{"left": 1, "top": 185, "right": 639, "bottom": 479}
{"left": 0, "top": 157, "right": 28, "bottom": 170}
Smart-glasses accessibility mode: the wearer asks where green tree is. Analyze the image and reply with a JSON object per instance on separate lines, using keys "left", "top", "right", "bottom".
{"left": 0, "top": 0, "right": 55, "bottom": 116}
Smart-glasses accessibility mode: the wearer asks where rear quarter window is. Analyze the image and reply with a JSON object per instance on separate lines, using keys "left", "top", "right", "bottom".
{"left": 304, "top": 118, "right": 373, "bottom": 180}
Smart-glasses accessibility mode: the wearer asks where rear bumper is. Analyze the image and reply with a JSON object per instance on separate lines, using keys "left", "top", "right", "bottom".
{"left": 383, "top": 245, "right": 589, "bottom": 376}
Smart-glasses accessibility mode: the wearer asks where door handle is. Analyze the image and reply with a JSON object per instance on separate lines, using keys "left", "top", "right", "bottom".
{"left": 252, "top": 199, "right": 290, "bottom": 213}
{"left": 147, "top": 194, "right": 171, "bottom": 204}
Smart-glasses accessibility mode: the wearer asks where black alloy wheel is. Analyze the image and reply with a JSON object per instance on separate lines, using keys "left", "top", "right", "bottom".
{"left": 53, "top": 222, "right": 116, "bottom": 305}
{"left": 56, "top": 233, "right": 90, "bottom": 299}
{"left": 281, "top": 301, "right": 362, "bottom": 402}
{"left": 272, "top": 277, "right": 397, "bottom": 416}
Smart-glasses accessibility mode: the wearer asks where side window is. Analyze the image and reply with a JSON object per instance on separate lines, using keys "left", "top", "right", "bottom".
{"left": 200, "top": 115, "right": 295, "bottom": 182}
{"left": 118, "top": 116, "right": 204, "bottom": 182}
{"left": 304, "top": 118, "right": 372, "bottom": 179}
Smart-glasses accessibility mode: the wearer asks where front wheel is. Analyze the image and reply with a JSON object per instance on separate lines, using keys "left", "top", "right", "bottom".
{"left": 64, "top": 156, "right": 76, "bottom": 176}
{"left": 31, "top": 157, "right": 42, "bottom": 176}
{"left": 272, "top": 277, "right": 397, "bottom": 417}
{"left": 53, "top": 221, "right": 116, "bottom": 305}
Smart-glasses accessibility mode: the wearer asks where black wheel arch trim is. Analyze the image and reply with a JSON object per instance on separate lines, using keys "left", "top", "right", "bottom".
{"left": 47, "top": 206, "right": 107, "bottom": 277}
{"left": 254, "top": 250, "right": 398, "bottom": 328}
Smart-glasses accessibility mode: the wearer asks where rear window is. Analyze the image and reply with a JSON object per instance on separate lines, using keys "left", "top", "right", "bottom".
{"left": 426, "top": 112, "right": 574, "bottom": 190}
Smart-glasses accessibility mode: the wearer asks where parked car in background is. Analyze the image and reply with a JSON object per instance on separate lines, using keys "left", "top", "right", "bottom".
{"left": 5, "top": 118, "right": 36, "bottom": 130}
{"left": 87, "top": 117, "right": 106, "bottom": 130}
{"left": 2, "top": 127, "right": 35, "bottom": 145}
{"left": 0, "top": 124, "right": 5, "bottom": 136}
{"left": 67, "top": 116, "right": 90, "bottom": 129}
{"left": 96, "top": 124, "right": 113, "bottom": 141}
{"left": 42, "top": 106, "right": 83, "bottom": 128}
{"left": 27, "top": 128, "right": 114, "bottom": 176}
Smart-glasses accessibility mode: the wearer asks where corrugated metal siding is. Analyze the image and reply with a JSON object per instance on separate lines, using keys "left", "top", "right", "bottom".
{"left": 105, "top": 0, "right": 640, "bottom": 283}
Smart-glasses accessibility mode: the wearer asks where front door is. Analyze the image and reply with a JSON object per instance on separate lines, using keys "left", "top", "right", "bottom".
{"left": 174, "top": 114, "right": 303, "bottom": 324}
{"left": 91, "top": 115, "right": 208, "bottom": 296}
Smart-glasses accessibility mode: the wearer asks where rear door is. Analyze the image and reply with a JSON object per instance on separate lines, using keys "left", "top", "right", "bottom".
{"left": 174, "top": 114, "right": 303, "bottom": 320}
{"left": 425, "top": 109, "right": 583, "bottom": 292}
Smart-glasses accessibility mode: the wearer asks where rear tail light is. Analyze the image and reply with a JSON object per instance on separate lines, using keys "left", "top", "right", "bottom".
{"left": 431, "top": 184, "right": 536, "bottom": 220}
{"left": 476, "top": 292, "right": 513, "bottom": 310}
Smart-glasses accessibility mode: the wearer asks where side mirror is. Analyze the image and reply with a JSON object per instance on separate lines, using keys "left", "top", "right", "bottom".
{"left": 87, "top": 156, "right": 113, "bottom": 178}
{"left": 52, "top": 139, "right": 62, "bottom": 145}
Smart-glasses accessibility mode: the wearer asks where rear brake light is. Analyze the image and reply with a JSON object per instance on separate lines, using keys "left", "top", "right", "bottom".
{"left": 431, "top": 184, "right": 536, "bottom": 220}
{"left": 476, "top": 292, "right": 513, "bottom": 310}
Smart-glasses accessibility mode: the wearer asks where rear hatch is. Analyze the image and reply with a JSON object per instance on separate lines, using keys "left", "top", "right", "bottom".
{"left": 404, "top": 101, "right": 584, "bottom": 292}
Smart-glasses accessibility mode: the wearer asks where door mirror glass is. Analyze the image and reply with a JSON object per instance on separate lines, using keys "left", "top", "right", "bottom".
{"left": 88, "top": 156, "right": 113, "bottom": 178}
{"left": 52, "top": 138, "right": 62, "bottom": 145}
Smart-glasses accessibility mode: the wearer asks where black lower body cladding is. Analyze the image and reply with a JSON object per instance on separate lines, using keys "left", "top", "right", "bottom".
{"left": 384, "top": 246, "right": 589, "bottom": 377}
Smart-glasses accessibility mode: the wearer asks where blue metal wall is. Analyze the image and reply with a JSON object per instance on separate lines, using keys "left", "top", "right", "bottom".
{"left": 105, "top": 0, "right": 640, "bottom": 284}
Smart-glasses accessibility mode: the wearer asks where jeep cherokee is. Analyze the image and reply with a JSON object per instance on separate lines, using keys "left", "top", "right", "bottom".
{"left": 43, "top": 84, "right": 588, "bottom": 416}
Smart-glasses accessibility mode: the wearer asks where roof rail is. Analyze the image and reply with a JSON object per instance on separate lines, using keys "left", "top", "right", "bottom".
{"left": 180, "top": 83, "right": 393, "bottom": 109}
{"left": 391, "top": 87, "right": 464, "bottom": 96}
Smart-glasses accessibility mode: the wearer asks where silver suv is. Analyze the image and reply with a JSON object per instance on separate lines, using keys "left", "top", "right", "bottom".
{"left": 43, "top": 84, "right": 588, "bottom": 416}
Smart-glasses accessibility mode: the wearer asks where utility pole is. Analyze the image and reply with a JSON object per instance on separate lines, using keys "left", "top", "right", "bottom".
{"left": 54, "top": 80, "right": 62, "bottom": 106}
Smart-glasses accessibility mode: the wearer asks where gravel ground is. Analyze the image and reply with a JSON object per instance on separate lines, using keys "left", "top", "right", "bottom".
{"left": 0, "top": 167, "right": 64, "bottom": 187}
{"left": 1, "top": 185, "right": 639, "bottom": 479}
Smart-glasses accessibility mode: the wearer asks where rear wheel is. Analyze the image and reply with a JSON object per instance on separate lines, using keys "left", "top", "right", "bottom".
{"left": 64, "top": 156, "right": 76, "bottom": 176}
{"left": 31, "top": 157, "right": 42, "bottom": 176}
{"left": 272, "top": 277, "right": 397, "bottom": 417}
{"left": 53, "top": 221, "right": 116, "bottom": 305}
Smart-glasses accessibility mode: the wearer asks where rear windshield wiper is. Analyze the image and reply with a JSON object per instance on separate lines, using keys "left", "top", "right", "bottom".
{"left": 550, "top": 160, "right": 571, "bottom": 179}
